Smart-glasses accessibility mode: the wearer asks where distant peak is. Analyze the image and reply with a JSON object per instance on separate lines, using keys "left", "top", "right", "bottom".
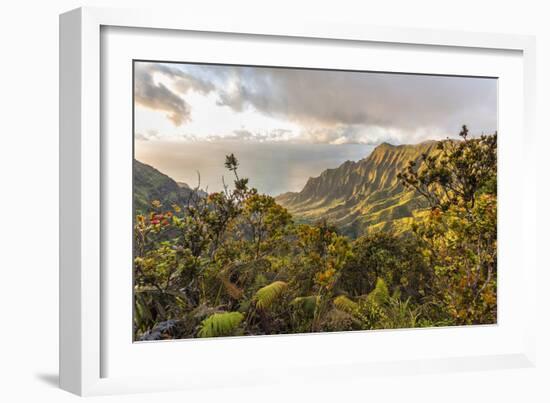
{"left": 370, "top": 142, "right": 397, "bottom": 154}
{"left": 372, "top": 139, "right": 438, "bottom": 151}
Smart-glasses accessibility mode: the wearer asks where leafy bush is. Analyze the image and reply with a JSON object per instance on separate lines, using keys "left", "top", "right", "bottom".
{"left": 134, "top": 128, "right": 497, "bottom": 339}
{"left": 198, "top": 312, "right": 245, "bottom": 338}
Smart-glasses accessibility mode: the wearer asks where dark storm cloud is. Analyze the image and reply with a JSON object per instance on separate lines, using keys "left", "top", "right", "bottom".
{"left": 134, "top": 65, "right": 191, "bottom": 126}
{"left": 134, "top": 63, "right": 216, "bottom": 126}
{"left": 212, "top": 66, "right": 497, "bottom": 141}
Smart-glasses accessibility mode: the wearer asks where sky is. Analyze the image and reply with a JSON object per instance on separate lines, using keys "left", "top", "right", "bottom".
{"left": 134, "top": 61, "right": 497, "bottom": 195}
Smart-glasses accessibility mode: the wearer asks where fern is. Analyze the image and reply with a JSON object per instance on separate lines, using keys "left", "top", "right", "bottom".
{"left": 368, "top": 277, "right": 390, "bottom": 305}
{"left": 254, "top": 281, "right": 288, "bottom": 310}
{"left": 197, "top": 311, "right": 244, "bottom": 338}
{"left": 333, "top": 295, "right": 369, "bottom": 324}
{"left": 333, "top": 295, "right": 360, "bottom": 315}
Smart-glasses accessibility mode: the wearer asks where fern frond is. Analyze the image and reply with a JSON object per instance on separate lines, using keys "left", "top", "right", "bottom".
{"left": 254, "top": 281, "right": 288, "bottom": 310}
{"left": 333, "top": 295, "right": 360, "bottom": 315}
{"left": 368, "top": 277, "right": 390, "bottom": 305}
{"left": 333, "top": 295, "right": 370, "bottom": 324}
{"left": 197, "top": 311, "right": 244, "bottom": 338}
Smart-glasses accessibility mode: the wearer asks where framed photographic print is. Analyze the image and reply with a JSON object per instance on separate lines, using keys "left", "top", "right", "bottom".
{"left": 60, "top": 7, "right": 537, "bottom": 396}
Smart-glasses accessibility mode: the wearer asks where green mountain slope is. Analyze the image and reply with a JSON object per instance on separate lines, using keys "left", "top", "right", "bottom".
{"left": 276, "top": 141, "right": 438, "bottom": 237}
{"left": 134, "top": 159, "right": 197, "bottom": 214}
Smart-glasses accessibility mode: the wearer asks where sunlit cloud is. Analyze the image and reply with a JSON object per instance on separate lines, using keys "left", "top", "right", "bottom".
{"left": 134, "top": 61, "right": 497, "bottom": 143}
{"left": 134, "top": 63, "right": 216, "bottom": 126}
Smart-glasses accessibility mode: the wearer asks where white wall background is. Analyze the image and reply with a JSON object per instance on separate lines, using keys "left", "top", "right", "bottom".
{"left": 0, "top": 0, "right": 548, "bottom": 401}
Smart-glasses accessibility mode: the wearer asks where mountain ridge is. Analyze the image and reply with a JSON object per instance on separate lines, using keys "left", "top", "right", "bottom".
{"left": 134, "top": 159, "right": 198, "bottom": 213}
{"left": 275, "top": 140, "right": 439, "bottom": 237}
{"left": 134, "top": 140, "right": 441, "bottom": 237}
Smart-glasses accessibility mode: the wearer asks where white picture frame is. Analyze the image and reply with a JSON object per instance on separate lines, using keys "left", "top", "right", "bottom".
{"left": 60, "top": 6, "right": 537, "bottom": 396}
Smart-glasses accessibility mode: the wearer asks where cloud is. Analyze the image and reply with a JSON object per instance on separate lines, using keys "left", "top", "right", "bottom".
{"left": 225, "top": 128, "right": 295, "bottom": 142}
{"left": 134, "top": 66, "right": 191, "bottom": 126}
{"left": 212, "top": 67, "right": 497, "bottom": 140}
{"left": 134, "top": 63, "right": 216, "bottom": 126}
{"left": 299, "top": 124, "right": 455, "bottom": 145}
{"left": 135, "top": 62, "right": 497, "bottom": 144}
{"left": 151, "top": 64, "right": 215, "bottom": 95}
{"left": 176, "top": 128, "right": 295, "bottom": 143}
{"left": 135, "top": 130, "right": 160, "bottom": 141}
{"left": 135, "top": 132, "right": 150, "bottom": 141}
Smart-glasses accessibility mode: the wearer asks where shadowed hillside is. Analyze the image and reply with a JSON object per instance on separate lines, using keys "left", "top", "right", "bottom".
{"left": 134, "top": 159, "right": 200, "bottom": 214}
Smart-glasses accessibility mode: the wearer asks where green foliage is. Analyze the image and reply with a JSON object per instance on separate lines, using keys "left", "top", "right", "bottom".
{"left": 254, "top": 281, "right": 288, "bottom": 310}
{"left": 382, "top": 297, "right": 420, "bottom": 329}
{"left": 333, "top": 295, "right": 369, "bottom": 326}
{"left": 397, "top": 125, "right": 497, "bottom": 212}
{"left": 133, "top": 160, "right": 196, "bottom": 214}
{"left": 398, "top": 127, "right": 497, "bottom": 325}
{"left": 197, "top": 312, "right": 245, "bottom": 338}
{"left": 367, "top": 278, "right": 390, "bottom": 306}
{"left": 134, "top": 129, "right": 497, "bottom": 339}
{"left": 333, "top": 295, "right": 360, "bottom": 314}
{"left": 341, "top": 232, "right": 432, "bottom": 302}
{"left": 291, "top": 296, "right": 319, "bottom": 316}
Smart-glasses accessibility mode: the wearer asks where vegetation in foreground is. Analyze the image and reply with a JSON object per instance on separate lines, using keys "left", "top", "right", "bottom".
{"left": 133, "top": 126, "right": 497, "bottom": 340}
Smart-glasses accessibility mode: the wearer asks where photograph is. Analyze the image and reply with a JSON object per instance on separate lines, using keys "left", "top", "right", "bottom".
{"left": 132, "top": 61, "right": 498, "bottom": 341}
